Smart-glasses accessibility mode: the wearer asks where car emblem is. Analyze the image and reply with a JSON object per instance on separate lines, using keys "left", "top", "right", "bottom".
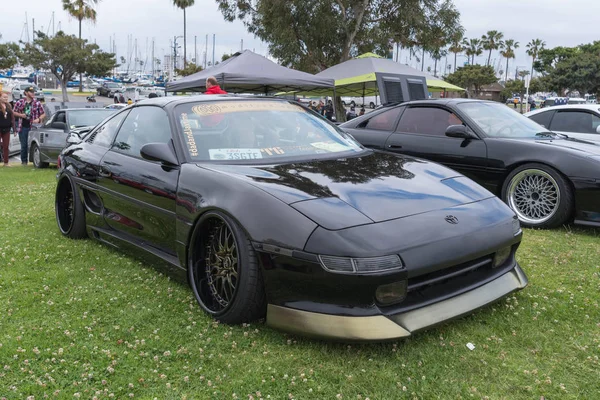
{"left": 445, "top": 215, "right": 459, "bottom": 224}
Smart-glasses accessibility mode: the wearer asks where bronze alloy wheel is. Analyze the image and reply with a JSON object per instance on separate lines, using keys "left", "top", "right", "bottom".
{"left": 190, "top": 212, "right": 266, "bottom": 324}
{"left": 196, "top": 217, "right": 240, "bottom": 313}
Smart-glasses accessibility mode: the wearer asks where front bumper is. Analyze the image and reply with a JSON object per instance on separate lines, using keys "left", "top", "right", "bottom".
{"left": 267, "top": 263, "right": 528, "bottom": 341}
{"left": 572, "top": 178, "right": 600, "bottom": 227}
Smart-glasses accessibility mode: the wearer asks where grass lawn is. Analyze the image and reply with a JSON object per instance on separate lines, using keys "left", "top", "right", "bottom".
{"left": 0, "top": 167, "right": 599, "bottom": 399}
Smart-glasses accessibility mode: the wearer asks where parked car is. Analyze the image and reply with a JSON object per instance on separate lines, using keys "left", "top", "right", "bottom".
{"left": 105, "top": 103, "right": 128, "bottom": 110}
{"left": 11, "top": 84, "right": 44, "bottom": 101}
{"left": 97, "top": 82, "right": 123, "bottom": 97}
{"left": 526, "top": 104, "right": 600, "bottom": 144}
{"left": 54, "top": 96, "right": 527, "bottom": 341}
{"left": 341, "top": 99, "right": 600, "bottom": 229}
{"left": 342, "top": 96, "right": 380, "bottom": 109}
{"left": 29, "top": 108, "right": 117, "bottom": 168}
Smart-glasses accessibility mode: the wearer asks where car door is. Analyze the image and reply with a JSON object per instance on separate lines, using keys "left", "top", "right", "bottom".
{"left": 40, "top": 110, "right": 68, "bottom": 160}
{"left": 385, "top": 106, "right": 489, "bottom": 182}
{"left": 97, "top": 106, "right": 179, "bottom": 255}
{"left": 342, "top": 107, "right": 404, "bottom": 149}
{"left": 548, "top": 109, "right": 600, "bottom": 143}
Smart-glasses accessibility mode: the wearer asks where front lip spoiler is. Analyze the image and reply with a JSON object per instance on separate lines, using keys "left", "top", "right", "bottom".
{"left": 266, "top": 264, "right": 528, "bottom": 341}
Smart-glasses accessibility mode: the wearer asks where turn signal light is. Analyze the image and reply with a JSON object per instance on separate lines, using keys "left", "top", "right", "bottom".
{"left": 376, "top": 280, "right": 408, "bottom": 306}
{"left": 493, "top": 246, "right": 512, "bottom": 268}
{"left": 318, "top": 254, "right": 403, "bottom": 274}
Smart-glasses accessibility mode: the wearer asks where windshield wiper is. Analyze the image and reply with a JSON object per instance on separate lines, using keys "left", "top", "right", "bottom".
{"left": 535, "top": 131, "right": 567, "bottom": 139}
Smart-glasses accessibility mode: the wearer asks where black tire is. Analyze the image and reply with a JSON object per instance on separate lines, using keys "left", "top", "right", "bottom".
{"left": 189, "top": 211, "right": 266, "bottom": 324}
{"left": 31, "top": 143, "right": 49, "bottom": 169}
{"left": 501, "top": 163, "right": 574, "bottom": 229}
{"left": 370, "top": 102, "right": 376, "bottom": 109}
{"left": 55, "top": 174, "right": 87, "bottom": 239}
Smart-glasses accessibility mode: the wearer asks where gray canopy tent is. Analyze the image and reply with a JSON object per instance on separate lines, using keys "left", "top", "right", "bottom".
{"left": 165, "top": 50, "right": 334, "bottom": 94}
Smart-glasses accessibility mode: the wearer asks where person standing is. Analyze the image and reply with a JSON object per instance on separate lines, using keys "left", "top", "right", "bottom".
{"left": 12, "top": 87, "right": 45, "bottom": 166}
{"left": 0, "top": 92, "right": 16, "bottom": 167}
{"left": 205, "top": 77, "right": 227, "bottom": 94}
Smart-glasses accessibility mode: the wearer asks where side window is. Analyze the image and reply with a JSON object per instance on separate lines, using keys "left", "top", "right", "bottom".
{"left": 358, "top": 107, "right": 403, "bottom": 131}
{"left": 529, "top": 111, "right": 554, "bottom": 128}
{"left": 55, "top": 112, "right": 66, "bottom": 123}
{"left": 112, "top": 106, "right": 172, "bottom": 158}
{"left": 86, "top": 110, "right": 129, "bottom": 147}
{"left": 396, "top": 107, "right": 462, "bottom": 136}
{"left": 550, "top": 111, "right": 600, "bottom": 134}
{"left": 44, "top": 113, "right": 56, "bottom": 127}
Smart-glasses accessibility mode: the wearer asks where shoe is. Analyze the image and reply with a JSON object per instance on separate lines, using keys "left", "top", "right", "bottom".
{"left": 21, "top": 163, "right": 27, "bottom": 166}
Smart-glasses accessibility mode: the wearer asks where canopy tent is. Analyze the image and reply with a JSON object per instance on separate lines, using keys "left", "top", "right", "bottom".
{"left": 165, "top": 50, "right": 334, "bottom": 94}
{"left": 293, "top": 53, "right": 464, "bottom": 97}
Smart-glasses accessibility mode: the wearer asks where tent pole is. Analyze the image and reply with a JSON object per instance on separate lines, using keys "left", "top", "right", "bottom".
{"left": 333, "top": 86, "right": 337, "bottom": 120}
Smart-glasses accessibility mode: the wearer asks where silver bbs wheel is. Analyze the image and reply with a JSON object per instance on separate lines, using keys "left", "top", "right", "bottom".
{"left": 33, "top": 146, "right": 41, "bottom": 167}
{"left": 507, "top": 169, "right": 560, "bottom": 225}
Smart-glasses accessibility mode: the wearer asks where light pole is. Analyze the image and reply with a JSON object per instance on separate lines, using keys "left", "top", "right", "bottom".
{"left": 173, "top": 36, "right": 183, "bottom": 78}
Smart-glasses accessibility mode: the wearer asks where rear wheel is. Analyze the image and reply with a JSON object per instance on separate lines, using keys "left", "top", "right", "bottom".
{"left": 501, "top": 163, "right": 573, "bottom": 228}
{"left": 370, "top": 102, "right": 376, "bottom": 109}
{"left": 55, "top": 175, "right": 87, "bottom": 239}
{"left": 31, "top": 143, "right": 49, "bottom": 169}
{"left": 189, "top": 212, "right": 266, "bottom": 324}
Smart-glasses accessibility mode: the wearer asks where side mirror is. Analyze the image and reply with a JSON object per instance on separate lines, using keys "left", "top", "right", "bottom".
{"left": 52, "top": 121, "right": 67, "bottom": 130}
{"left": 140, "top": 142, "right": 179, "bottom": 166}
{"left": 445, "top": 124, "right": 476, "bottom": 139}
{"left": 66, "top": 132, "right": 81, "bottom": 145}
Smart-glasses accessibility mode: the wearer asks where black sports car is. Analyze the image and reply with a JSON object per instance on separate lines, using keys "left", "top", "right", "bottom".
{"left": 341, "top": 99, "right": 600, "bottom": 229}
{"left": 55, "top": 96, "right": 527, "bottom": 341}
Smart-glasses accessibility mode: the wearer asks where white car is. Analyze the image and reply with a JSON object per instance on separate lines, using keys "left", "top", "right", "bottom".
{"left": 11, "top": 84, "right": 44, "bottom": 101}
{"left": 525, "top": 104, "right": 600, "bottom": 143}
{"left": 342, "top": 96, "right": 380, "bottom": 109}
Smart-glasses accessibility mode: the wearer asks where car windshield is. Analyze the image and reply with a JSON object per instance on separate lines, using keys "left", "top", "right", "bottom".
{"left": 68, "top": 110, "right": 116, "bottom": 128}
{"left": 458, "top": 102, "right": 551, "bottom": 138}
{"left": 175, "top": 100, "right": 363, "bottom": 162}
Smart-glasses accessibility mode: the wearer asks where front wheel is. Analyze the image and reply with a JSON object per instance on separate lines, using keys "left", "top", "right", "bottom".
{"left": 55, "top": 175, "right": 87, "bottom": 239}
{"left": 31, "top": 143, "right": 49, "bottom": 169}
{"left": 189, "top": 212, "right": 266, "bottom": 324}
{"left": 501, "top": 163, "right": 574, "bottom": 228}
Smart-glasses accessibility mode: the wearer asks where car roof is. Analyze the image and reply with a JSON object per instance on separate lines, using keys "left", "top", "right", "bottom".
{"left": 392, "top": 98, "right": 497, "bottom": 107}
{"left": 525, "top": 104, "right": 600, "bottom": 116}
{"left": 61, "top": 108, "right": 115, "bottom": 112}
{"left": 133, "top": 94, "right": 298, "bottom": 108}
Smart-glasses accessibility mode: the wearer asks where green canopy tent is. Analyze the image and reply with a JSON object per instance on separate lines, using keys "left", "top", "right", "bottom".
{"left": 292, "top": 53, "right": 464, "bottom": 100}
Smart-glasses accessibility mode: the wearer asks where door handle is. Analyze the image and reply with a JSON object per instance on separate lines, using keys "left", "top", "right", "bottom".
{"left": 99, "top": 166, "right": 111, "bottom": 178}
{"left": 387, "top": 144, "right": 403, "bottom": 149}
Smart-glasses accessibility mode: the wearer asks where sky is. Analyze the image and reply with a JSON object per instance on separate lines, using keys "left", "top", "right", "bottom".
{"left": 1, "top": 0, "right": 599, "bottom": 76}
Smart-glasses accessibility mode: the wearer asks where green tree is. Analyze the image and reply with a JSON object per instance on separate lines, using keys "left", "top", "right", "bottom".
{"left": 462, "top": 38, "right": 482, "bottom": 65}
{"left": 551, "top": 51, "right": 600, "bottom": 96}
{"left": 221, "top": 53, "right": 233, "bottom": 61}
{"left": 215, "top": 0, "right": 462, "bottom": 73}
{"left": 500, "top": 39, "right": 519, "bottom": 83}
{"left": 501, "top": 78, "right": 524, "bottom": 102}
{"left": 518, "top": 69, "right": 530, "bottom": 81}
{"left": 422, "top": 0, "right": 462, "bottom": 76}
{"left": 175, "top": 62, "right": 203, "bottom": 76}
{"left": 448, "top": 32, "right": 464, "bottom": 73}
{"left": 173, "top": 0, "right": 195, "bottom": 69}
{"left": 481, "top": 30, "right": 504, "bottom": 67}
{"left": 62, "top": 0, "right": 100, "bottom": 92}
{"left": 0, "top": 42, "right": 21, "bottom": 70}
{"left": 526, "top": 38, "right": 545, "bottom": 79}
{"left": 21, "top": 32, "right": 116, "bottom": 102}
{"left": 445, "top": 64, "right": 497, "bottom": 98}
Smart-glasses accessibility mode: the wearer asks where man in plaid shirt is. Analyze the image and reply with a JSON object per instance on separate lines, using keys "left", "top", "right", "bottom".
{"left": 13, "top": 86, "right": 45, "bottom": 165}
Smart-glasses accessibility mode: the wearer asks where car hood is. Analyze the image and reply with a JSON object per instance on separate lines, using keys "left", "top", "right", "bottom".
{"left": 198, "top": 151, "right": 495, "bottom": 227}
{"left": 498, "top": 137, "right": 600, "bottom": 155}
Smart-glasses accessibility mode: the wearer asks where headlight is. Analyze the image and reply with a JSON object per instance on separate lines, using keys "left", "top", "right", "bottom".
{"left": 493, "top": 246, "right": 512, "bottom": 268}
{"left": 318, "top": 254, "right": 403, "bottom": 274}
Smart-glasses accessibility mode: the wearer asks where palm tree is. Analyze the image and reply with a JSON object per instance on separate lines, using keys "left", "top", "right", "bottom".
{"left": 173, "top": 0, "right": 195, "bottom": 69}
{"left": 481, "top": 30, "right": 504, "bottom": 66}
{"left": 62, "top": 0, "right": 100, "bottom": 92}
{"left": 526, "top": 38, "right": 546, "bottom": 79}
{"left": 448, "top": 33, "right": 464, "bottom": 72}
{"left": 462, "top": 38, "right": 483, "bottom": 65}
{"left": 518, "top": 70, "right": 530, "bottom": 81}
{"left": 500, "top": 39, "right": 519, "bottom": 83}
